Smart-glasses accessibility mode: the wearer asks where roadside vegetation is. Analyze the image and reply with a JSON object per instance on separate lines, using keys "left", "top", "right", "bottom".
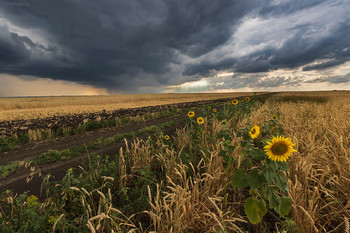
{"left": 0, "top": 119, "right": 180, "bottom": 179}
{"left": 0, "top": 92, "right": 349, "bottom": 232}
{"left": 0, "top": 108, "right": 184, "bottom": 154}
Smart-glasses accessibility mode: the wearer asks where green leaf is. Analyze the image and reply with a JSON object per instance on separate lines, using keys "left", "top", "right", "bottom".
{"left": 231, "top": 168, "right": 248, "bottom": 188}
{"left": 276, "top": 161, "right": 289, "bottom": 171}
{"left": 269, "top": 161, "right": 279, "bottom": 171}
{"left": 263, "top": 186, "right": 280, "bottom": 209}
{"left": 244, "top": 158, "right": 253, "bottom": 168}
{"left": 274, "top": 196, "right": 292, "bottom": 216}
{"left": 262, "top": 165, "right": 275, "bottom": 183}
{"left": 249, "top": 148, "right": 266, "bottom": 161}
{"left": 248, "top": 169, "right": 265, "bottom": 190}
{"left": 219, "top": 150, "right": 226, "bottom": 157}
{"left": 240, "top": 140, "right": 248, "bottom": 148}
{"left": 226, "top": 145, "right": 235, "bottom": 153}
{"left": 244, "top": 197, "right": 267, "bottom": 224}
{"left": 274, "top": 171, "right": 289, "bottom": 192}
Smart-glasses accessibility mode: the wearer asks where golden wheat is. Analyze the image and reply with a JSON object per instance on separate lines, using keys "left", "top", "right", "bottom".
{"left": 0, "top": 92, "right": 259, "bottom": 121}
{"left": 244, "top": 92, "right": 350, "bottom": 232}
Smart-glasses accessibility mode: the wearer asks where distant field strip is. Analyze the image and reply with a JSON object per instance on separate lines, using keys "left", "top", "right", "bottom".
{"left": 0, "top": 92, "right": 260, "bottom": 121}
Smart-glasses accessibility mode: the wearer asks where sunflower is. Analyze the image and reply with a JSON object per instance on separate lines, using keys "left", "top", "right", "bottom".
{"left": 232, "top": 99, "right": 239, "bottom": 105}
{"left": 188, "top": 111, "right": 195, "bottom": 117}
{"left": 264, "top": 136, "right": 297, "bottom": 162}
{"left": 208, "top": 106, "right": 211, "bottom": 109}
{"left": 164, "top": 135, "right": 170, "bottom": 140}
{"left": 245, "top": 97, "right": 251, "bottom": 101}
{"left": 197, "top": 117, "right": 204, "bottom": 124}
{"left": 249, "top": 125, "right": 260, "bottom": 139}
{"left": 213, "top": 108, "right": 217, "bottom": 113}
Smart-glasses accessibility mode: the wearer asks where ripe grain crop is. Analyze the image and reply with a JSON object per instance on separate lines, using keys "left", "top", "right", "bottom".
{"left": 243, "top": 91, "right": 350, "bottom": 232}
{"left": 0, "top": 92, "right": 259, "bottom": 121}
{"left": 1, "top": 91, "right": 349, "bottom": 232}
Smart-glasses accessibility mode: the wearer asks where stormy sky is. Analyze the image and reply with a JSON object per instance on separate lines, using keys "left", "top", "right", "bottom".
{"left": 0, "top": 0, "right": 350, "bottom": 96}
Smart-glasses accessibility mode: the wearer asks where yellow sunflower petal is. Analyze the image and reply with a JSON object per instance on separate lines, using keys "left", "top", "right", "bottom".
{"left": 264, "top": 136, "right": 297, "bottom": 162}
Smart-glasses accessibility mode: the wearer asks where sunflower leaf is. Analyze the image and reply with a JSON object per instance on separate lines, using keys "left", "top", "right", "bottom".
{"left": 274, "top": 196, "right": 292, "bottom": 216}
{"left": 248, "top": 169, "right": 265, "bottom": 190}
{"left": 231, "top": 168, "right": 248, "bottom": 188}
{"left": 276, "top": 161, "right": 289, "bottom": 171}
{"left": 262, "top": 165, "right": 275, "bottom": 183}
{"left": 220, "top": 150, "right": 234, "bottom": 168}
{"left": 274, "top": 171, "right": 289, "bottom": 192}
{"left": 249, "top": 148, "right": 266, "bottom": 161}
{"left": 269, "top": 161, "right": 279, "bottom": 171}
{"left": 244, "top": 197, "right": 267, "bottom": 224}
{"left": 263, "top": 186, "right": 280, "bottom": 209}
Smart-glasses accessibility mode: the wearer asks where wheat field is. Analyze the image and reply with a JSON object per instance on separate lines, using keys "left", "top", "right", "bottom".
{"left": 1, "top": 91, "right": 349, "bottom": 232}
{"left": 100, "top": 91, "right": 350, "bottom": 232}
{"left": 241, "top": 91, "right": 350, "bottom": 232}
{"left": 0, "top": 92, "right": 259, "bottom": 121}
{"left": 115, "top": 91, "right": 350, "bottom": 232}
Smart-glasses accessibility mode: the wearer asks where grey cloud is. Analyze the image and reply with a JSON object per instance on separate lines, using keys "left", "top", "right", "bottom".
{"left": 0, "top": 26, "right": 30, "bottom": 64}
{"left": 258, "top": 0, "right": 325, "bottom": 17}
{"left": 229, "top": 74, "right": 303, "bottom": 88}
{"left": 183, "top": 1, "right": 350, "bottom": 78}
{"left": 302, "top": 59, "right": 348, "bottom": 71}
{"left": 0, "top": 0, "right": 261, "bottom": 92}
{"left": 305, "top": 73, "right": 350, "bottom": 84}
{"left": 253, "top": 76, "right": 303, "bottom": 88}
{"left": 0, "top": 0, "right": 349, "bottom": 93}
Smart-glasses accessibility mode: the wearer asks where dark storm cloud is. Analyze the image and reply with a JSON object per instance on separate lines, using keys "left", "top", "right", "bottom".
{"left": 305, "top": 73, "right": 350, "bottom": 84}
{"left": 0, "top": 0, "right": 261, "bottom": 91}
{"left": 0, "top": 26, "right": 30, "bottom": 64}
{"left": 185, "top": 23, "right": 350, "bottom": 76}
{"left": 302, "top": 59, "right": 348, "bottom": 71}
{"left": 183, "top": 0, "right": 350, "bottom": 77}
{"left": 0, "top": 0, "right": 349, "bottom": 92}
{"left": 258, "top": 0, "right": 326, "bottom": 17}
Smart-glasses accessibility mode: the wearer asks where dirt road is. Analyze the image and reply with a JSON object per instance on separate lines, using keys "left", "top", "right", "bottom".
{"left": 0, "top": 113, "right": 185, "bottom": 198}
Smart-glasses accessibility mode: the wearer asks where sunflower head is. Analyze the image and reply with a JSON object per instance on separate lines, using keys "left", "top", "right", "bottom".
{"left": 245, "top": 97, "right": 251, "bottom": 101}
{"left": 197, "top": 117, "right": 204, "bottom": 124}
{"left": 164, "top": 135, "right": 170, "bottom": 140}
{"left": 208, "top": 106, "right": 211, "bottom": 110}
{"left": 249, "top": 125, "right": 260, "bottom": 139}
{"left": 232, "top": 99, "right": 239, "bottom": 105}
{"left": 213, "top": 108, "right": 217, "bottom": 113}
{"left": 188, "top": 111, "right": 195, "bottom": 117}
{"left": 272, "top": 115, "right": 277, "bottom": 119}
{"left": 264, "top": 136, "right": 297, "bottom": 162}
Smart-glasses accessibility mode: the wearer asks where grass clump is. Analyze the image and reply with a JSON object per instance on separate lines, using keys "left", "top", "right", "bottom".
{"left": 0, "top": 133, "right": 29, "bottom": 153}
{"left": 0, "top": 161, "right": 19, "bottom": 179}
